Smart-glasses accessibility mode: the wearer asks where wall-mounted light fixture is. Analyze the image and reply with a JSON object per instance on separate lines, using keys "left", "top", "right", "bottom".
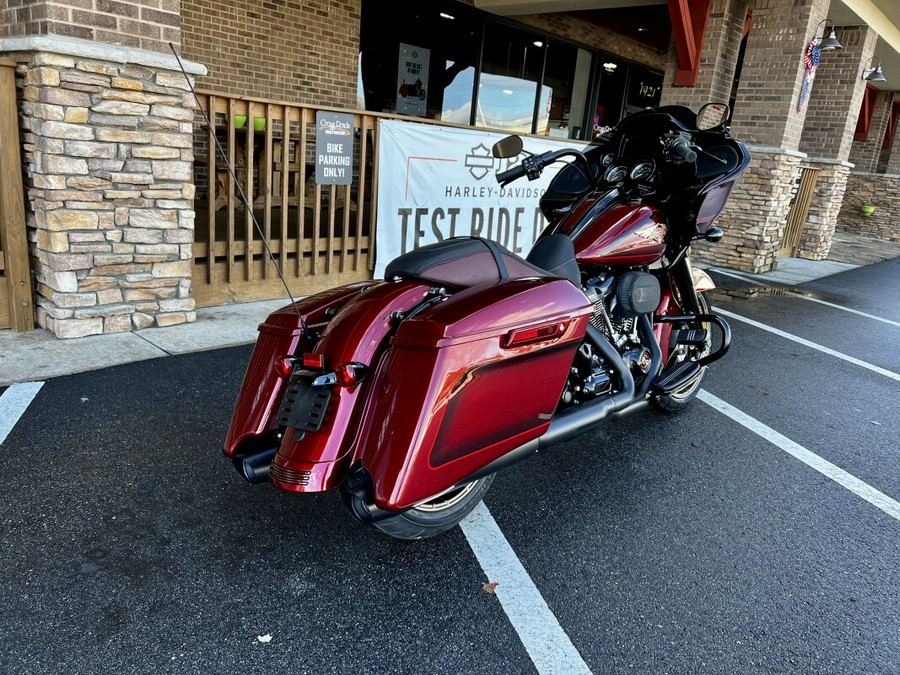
{"left": 862, "top": 56, "right": 887, "bottom": 82}
{"left": 812, "top": 19, "right": 843, "bottom": 51}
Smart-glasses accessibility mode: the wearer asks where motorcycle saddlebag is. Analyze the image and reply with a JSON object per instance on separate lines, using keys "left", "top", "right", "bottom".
{"left": 354, "top": 276, "right": 593, "bottom": 511}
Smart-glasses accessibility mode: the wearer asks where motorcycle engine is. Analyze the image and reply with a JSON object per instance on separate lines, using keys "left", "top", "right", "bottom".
{"left": 561, "top": 271, "right": 657, "bottom": 406}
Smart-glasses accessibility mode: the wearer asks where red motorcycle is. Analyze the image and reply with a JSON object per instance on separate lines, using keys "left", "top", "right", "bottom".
{"left": 223, "top": 103, "right": 750, "bottom": 539}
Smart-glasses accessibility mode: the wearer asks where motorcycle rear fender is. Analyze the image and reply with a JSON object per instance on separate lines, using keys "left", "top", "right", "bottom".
{"left": 268, "top": 280, "right": 432, "bottom": 493}
{"left": 352, "top": 277, "right": 593, "bottom": 511}
{"left": 223, "top": 282, "right": 378, "bottom": 459}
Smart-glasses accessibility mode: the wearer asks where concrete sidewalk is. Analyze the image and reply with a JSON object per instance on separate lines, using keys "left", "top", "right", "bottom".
{"left": 0, "top": 298, "right": 288, "bottom": 386}
{"left": 2, "top": 230, "right": 898, "bottom": 387}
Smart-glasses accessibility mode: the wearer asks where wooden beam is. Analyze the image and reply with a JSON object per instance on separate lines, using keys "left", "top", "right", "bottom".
{"left": 668, "top": 0, "right": 712, "bottom": 87}
{"left": 0, "top": 61, "right": 35, "bottom": 331}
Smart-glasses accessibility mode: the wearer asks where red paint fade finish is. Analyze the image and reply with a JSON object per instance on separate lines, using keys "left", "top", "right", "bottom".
{"left": 355, "top": 277, "right": 593, "bottom": 510}
{"left": 573, "top": 203, "right": 667, "bottom": 267}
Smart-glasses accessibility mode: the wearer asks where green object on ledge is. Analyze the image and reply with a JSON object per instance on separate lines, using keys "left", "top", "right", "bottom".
{"left": 860, "top": 205, "right": 875, "bottom": 216}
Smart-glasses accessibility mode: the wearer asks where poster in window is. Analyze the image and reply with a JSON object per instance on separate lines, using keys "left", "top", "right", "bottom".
{"left": 397, "top": 43, "right": 430, "bottom": 117}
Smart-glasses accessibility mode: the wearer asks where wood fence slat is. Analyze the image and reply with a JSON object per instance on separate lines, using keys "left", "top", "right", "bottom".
{"left": 206, "top": 94, "right": 216, "bottom": 284}
{"left": 297, "top": 107, "right": 307, "bottom": 277}
{"left": 245, "top": 100, "right": 255, "bottom": 282}
{"left": 313, "top": 183, "right": 322, "bottom": 275}
{"left": 355, "top": 115, "right": 369, "bottom": 273}
{"left": 0, "top": 62, "right": 34, "bottom": 330}
{"left": 263, "top": 103, "right": 274, "bottom": 280}
{"left": 368, "top": 119, "right": 380, "bottom": 272}
{"left": 227, "top": 97, "right": 236, "bottom": 283}
{"left": 280, "top": 104, "right": 290, "bottom": 276}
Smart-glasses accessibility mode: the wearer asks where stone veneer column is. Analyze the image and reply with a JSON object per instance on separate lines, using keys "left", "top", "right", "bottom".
{"left": 1, "top": 36, "right": 206, "bottom": 337}
{"left": 847, "top": 90, "right": 894, "bottom": 172}
{"left": 794, "top": 25, "right": 877, "bottom": 260}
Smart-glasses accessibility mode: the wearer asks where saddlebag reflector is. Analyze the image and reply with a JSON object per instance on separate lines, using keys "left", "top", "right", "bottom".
{"left": 276, "top": 381, "right": 331, "bottom": 432}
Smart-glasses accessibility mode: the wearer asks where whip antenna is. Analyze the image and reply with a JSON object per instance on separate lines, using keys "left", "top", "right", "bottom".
{"left": 168, "top": 43, "right": 311, "bottom": 336}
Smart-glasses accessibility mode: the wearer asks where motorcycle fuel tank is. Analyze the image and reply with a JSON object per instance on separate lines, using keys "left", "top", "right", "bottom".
{"left": 572, "top": 202, "right": 667, "bottom": 267}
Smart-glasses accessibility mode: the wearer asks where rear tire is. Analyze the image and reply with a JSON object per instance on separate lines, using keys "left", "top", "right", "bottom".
{"left": 652, "top": 292, "right": 712, "bottom": 412}
{"left": 342, "top": 474, "right": 495, "bottom": 540}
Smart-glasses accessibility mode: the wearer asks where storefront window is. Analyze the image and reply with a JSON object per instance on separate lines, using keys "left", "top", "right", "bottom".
{"left": 358, "top": 0, "right": 664, "bottom": 139}
{"left": 624, "top": 64, "right": 663, "bottom": 116}
{"left": 593, "top": 54, "right": 627, "bottom": 136}
{"left": 542, "top": 42, "right": 593, "bottom": 140}
{"left": 475, "top": 21, "right": 546, "bottom": 133}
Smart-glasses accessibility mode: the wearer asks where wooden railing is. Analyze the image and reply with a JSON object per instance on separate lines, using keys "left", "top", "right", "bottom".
{"left": 0, "top": 59, "right": 34, "bottom": 331}
{"left": 192, "top": 92, "right": 381, "bottom": 307}
{"left": 780, "top": 165, "right": 821, "bottom": 258}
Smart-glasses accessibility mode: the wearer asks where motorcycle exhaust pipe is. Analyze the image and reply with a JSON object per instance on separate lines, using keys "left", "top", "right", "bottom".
{"left": 233, "top": 447, "right": 277, "bottom": 484}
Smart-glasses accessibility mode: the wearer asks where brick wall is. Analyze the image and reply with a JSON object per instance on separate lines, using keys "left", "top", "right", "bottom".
{"left": 798, "top": 25, "right": 877, "bottom": 162}
{"left": 729, "top": 0, "right": 830, "bottom": 150}
{"left": 660, "top": 0, "right": 750, "bottom": 109}
{"left": 849, "top": 90, "right": 894, "bottom": 172}
{"left": 2, "top": 0, "right": 180, "bottom": 52}
{"left": 180, "top": 0, "right": 361, "bottom": 108}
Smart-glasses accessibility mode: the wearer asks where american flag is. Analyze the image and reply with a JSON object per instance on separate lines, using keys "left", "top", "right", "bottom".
{"left": 798, "top": 40, "right": 820, "bottom": 111}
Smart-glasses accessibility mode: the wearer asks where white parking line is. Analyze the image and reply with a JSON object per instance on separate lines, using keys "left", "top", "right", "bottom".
{"left": 461, "top": 502, "right": 592, "bottom": 675}
{"left": 713, "top": 307, "right": 900, "bottom": 382}
{"left": 0, "top": 381, "right": 44, "bottom": 446}
{"left": 698, "top": 390, "right": 900, "bottom": 523}
{"left": 710, "top": 268, "right": 900, "bottom": 328}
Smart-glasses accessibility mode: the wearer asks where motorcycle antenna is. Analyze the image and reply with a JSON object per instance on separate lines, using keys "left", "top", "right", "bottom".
{"left": 168, "top": 43, "right": 311, "bottom": 338}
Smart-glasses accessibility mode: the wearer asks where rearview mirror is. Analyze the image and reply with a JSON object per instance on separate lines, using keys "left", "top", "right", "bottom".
{"left": 697, "top": 103, "right": 730, "bottom": 130}
{"left": 492, "top": 135, "right": 523, "bottom": 158}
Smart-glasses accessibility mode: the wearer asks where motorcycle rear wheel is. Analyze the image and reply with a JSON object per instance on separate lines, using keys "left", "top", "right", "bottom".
{"left": 343, "top": 474, "right": 495, "bottom": 540}
{"left": 652, "top": 292, "right": 712, "bottom": 412}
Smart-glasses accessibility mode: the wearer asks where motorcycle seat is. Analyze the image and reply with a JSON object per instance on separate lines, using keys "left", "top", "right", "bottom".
{"left": 384, "top": 237, "right": 552, "bottom": 289}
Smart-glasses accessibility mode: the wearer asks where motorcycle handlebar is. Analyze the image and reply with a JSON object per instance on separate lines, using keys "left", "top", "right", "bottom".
{"left": 669, "top": 137, "right": 697, "bottom": 163}
{"left": 496, "top": 162, "right": 528, "bottom": 186}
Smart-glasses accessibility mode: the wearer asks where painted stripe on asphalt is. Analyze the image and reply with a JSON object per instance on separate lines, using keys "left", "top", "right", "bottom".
{"left": 713, "top": 306, "right": 900, "bottom": 382}
{"left": 0, "top": 381, "right": 44, "bottom": 446}
{"left": 460, "top": 502, "right": 592, "bottom": 675}
{"left": 710, "top": 268, "right": 900, "bottom": 328}
{"left": 698, "top": 390, "right": 900, "bottom": 523}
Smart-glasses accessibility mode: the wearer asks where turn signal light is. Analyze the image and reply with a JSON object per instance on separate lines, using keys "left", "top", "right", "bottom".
{"left": 334, "top": 362, "right": 368, "bottom": 387}
{"left": 273, "top": 356, "right": 295, "bottom": 378}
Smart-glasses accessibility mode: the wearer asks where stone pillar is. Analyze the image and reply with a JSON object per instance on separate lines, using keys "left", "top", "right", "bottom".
{"left": 848, "top": 90, "right": 894, "bottom": 172}
{"left": 794, "top": 25, "right": 877, "bottom": 260}
{"left": 660, "top": 0, "right": 751, "bottom": 108}
{"left": 1, "top": 2, "right": 206, "bottom": 337}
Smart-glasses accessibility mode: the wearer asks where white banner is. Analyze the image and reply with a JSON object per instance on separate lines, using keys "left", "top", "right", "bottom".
{"left": 375, "top": 119, "right": 582, "bottom": 279}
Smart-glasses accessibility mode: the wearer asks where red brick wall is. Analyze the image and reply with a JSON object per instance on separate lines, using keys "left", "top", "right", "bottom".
{"left": 180, "top": 0, "right": 362, "bottom": 108}
{"left": 2, "top": 0, "right": 180, "bottom": 52}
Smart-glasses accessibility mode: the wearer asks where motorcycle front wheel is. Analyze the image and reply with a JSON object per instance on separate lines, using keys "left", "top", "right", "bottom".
{"left": 341, "top": 474, "right": 495, "bottom": 540}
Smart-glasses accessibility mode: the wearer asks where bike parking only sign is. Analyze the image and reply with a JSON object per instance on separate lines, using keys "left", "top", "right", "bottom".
{"left": 315, "top": 111, "right": 353, "bottom": 185}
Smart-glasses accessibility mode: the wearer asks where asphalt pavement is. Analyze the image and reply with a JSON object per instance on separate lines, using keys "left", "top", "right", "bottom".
{"left": 1, "top": 254, "right": 898, "bottom": 674}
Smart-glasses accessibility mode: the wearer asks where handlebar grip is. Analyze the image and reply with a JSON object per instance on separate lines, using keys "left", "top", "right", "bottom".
{"left": 670, "top": 138, "right": 697, "bottom": 163}
{"left": 496, "top": 163, "right": 527, "bottom": 185}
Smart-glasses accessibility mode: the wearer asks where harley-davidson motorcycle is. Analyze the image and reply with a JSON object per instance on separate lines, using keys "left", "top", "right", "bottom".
{"left": 222, "top": 102, "right": 751, "bottom": 539}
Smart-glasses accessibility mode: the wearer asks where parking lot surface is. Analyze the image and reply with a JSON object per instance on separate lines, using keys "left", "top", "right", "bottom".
{"left": 1, "top": 258, "right": 898, "bottom": 674}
